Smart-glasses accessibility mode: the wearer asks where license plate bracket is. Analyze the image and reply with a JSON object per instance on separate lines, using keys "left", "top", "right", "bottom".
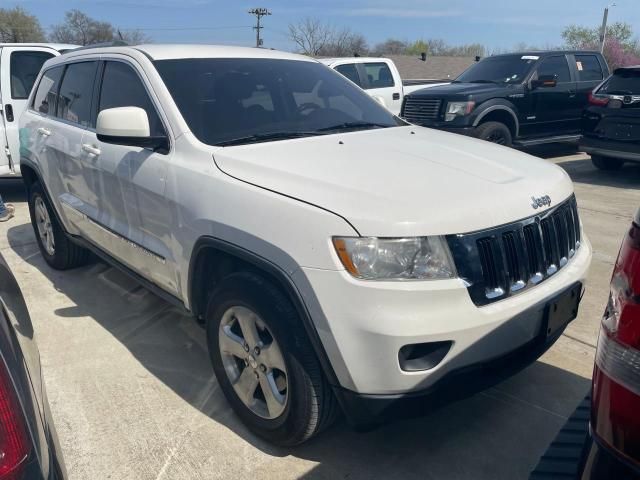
{"left": 544, "top": 283, "right": 582, "bottom": 338}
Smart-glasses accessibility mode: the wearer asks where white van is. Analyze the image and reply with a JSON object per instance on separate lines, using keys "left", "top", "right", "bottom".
{"left": 0, "top": 43, "right": 77, "bottom": 177}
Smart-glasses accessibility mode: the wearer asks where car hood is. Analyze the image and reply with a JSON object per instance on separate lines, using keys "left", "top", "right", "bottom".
{"left": 213, "top": 126, "right": 574, "bottom": 237}
{"left": 410, "top": 82, "right": 518, "bottom": 99}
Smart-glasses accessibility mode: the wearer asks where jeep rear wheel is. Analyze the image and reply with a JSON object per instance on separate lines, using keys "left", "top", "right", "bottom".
{"left": 591, "top": 154, "right": 624, "bottom": 171}
{"left": 474, "top": 121, "right": 513, "bottom": 147}
{"left": 28, "top": 182, "right": 91, "bottom": 270}
{"left": 206, "top": 272, "right": 338, "bottom": 445}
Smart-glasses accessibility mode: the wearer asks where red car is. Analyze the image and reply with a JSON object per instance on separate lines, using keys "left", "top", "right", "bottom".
{"left": 580, "top": 208, "right": 640, "bottom": 478}
{"left": 531, "top": 210, "right": 640, "bottom": 479}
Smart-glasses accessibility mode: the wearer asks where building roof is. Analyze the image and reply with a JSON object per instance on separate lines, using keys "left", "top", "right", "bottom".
{"left": 385, "top": 55, "right": 476, "bottom": 80}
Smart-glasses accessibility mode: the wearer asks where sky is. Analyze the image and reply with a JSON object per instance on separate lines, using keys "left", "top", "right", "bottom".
{"left": 6, "top": 0, "right": 640, "bottom": 52}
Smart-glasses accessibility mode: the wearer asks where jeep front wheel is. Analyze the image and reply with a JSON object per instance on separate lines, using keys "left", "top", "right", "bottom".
{"left": 474, "top": 121, "right": 513, "bottom": 147}
{"left": 205, "top": 272, "right": 338, "bottom": 445}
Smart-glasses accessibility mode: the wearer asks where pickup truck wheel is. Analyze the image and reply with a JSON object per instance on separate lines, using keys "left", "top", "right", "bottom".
{"left": 206, "top": 272, "right": 338, "bottom": 446}
{"left": 28, "top": 182, "right": 90, "bottom": 270}
{"left": 474, "top": 121, "right": 513, "bottom": 146}
{"left": 591, "top": 154, "right": 624, "bottom": 171}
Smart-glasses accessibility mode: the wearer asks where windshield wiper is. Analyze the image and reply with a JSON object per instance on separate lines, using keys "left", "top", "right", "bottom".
{"left": 316, "top": 121, "right": 391, "bottom": 133}
{"left": 215, "top": 131, "right": 325, "bottom": 147}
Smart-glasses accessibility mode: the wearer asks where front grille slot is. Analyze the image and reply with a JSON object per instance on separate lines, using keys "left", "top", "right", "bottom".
{"left": 401, "top": 98, "right": 442, "bottom": 123}
{"left": 477, "top": 238, "right": 499, "bottom": 289}
{"left": 447, "top": 196, "right": 582, "bottom": 306}
{"left": 502, "top": 232, "right": 521, "bottom": 289}
{"left": 523, "top": 224, "right": 541, "bottom": 277}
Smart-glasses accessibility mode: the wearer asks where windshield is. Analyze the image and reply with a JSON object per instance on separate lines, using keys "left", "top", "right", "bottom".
{"left": 599, "top": 70, "right": 640, "bottom": 95}
{"left": 455, "top": 55, "right": 538, "bottom": 84}
{"left": 154, "top": 58, "right": 403, "bottom": 146}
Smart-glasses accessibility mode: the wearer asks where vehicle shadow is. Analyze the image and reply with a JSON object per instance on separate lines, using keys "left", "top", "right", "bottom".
{"left": 5, "top": 222, "right": 592, "bottom": 480}
{"left": 553, "top": 157, "right": 640, "bottom": 190}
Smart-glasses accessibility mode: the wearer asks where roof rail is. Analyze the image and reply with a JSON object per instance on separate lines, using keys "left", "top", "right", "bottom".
{"left": 63, "top": 40, "right": 129, "bottom": 54}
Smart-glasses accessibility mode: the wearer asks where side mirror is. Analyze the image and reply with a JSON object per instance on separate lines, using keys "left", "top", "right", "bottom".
{"left": 96, "top": 107, "right": 168, "bottom": 153}
{"left": 531, "top": 75, "right": 558, "bottom": 89}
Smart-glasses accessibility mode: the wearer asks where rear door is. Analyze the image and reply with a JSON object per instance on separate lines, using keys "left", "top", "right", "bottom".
{"left": 361, "top": 61, "right": 401, "bottom": 114}
{"left": 333, "top": 63, "right": 364, "bottom": 88}
{"left": 573, "top": 53, "right": 606, "bottom": 110}
{"left": 0, "top": 46, "right": 56, "bottom": 175}
{"left": 529, "top": 55, "right": 577, "bottom": 136}
{"left": 43, "top": 61, "right": 101, "bottom": 239}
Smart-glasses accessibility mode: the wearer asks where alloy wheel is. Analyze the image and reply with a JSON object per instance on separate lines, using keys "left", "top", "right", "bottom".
{"left": 218, "top": 306, "right": 288, "bottom": 419}
{"left": 34, "top": 196, "right": 55, "bottom": 256}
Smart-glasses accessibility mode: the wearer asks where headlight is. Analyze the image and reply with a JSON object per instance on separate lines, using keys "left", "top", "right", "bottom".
{"left": 445, "top": 101, "right": 475, "bottom": 121}
{"left": 332, "top": 237, "right": 457, "bottom": 280}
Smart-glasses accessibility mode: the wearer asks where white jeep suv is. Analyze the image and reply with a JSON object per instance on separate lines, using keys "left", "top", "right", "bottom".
{"left": 20, "top": 44, "right": 591, "bottom": 445}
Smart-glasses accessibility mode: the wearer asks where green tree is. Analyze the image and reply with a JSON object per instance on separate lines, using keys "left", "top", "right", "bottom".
{"left": 562, "top": 21, "right": 635, "bottom": 50}
{"left": 562, "top": 21, "right": 640, "bottom": 69}
{"left": 405, "top": 39, "right": 429, "bottom": 56}
{"left": 0, "top": 6, "right": 46, "bottom": 42}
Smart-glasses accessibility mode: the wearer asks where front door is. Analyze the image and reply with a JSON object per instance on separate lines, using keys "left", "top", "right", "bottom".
{"left": 361, "top": 62, "right": 401, "bottom": 114}
{"left": 86, "top": 59, "right": 175, "bottom": 293}
{"left": 0, "top": 47, "right": 55, "bottom": 175}
{"left": 528, "top": 55, "right": 577, "bottom": 137}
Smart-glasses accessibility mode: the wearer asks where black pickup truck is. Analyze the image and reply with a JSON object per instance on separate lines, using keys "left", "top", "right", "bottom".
{"left": 401, "top": 51, "right": 610, "bottom": 147}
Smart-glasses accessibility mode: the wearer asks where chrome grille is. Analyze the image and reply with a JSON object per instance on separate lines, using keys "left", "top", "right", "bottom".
{"left": 447, "top": 196, "right": 582, "bottom": 306}
{"left": 401, "top": 97, "right": 442, "bottom": 123}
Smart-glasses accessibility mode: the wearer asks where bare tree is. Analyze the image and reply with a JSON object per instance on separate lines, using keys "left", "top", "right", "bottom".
{"left": 288, "top": 17, "right": 333, "bottom": 56}
{"left": 118, "top": 29, "right": 151, "bottom": 45}
{"left": 0, "top": 6, "right": 46, "bottom": 42}
{"left": 319, "top": 29, "right": 368, "bottom": 56}
{"left": 373, "top": 38, "right": 408, "bottom": 55}
{"left": 50, "top": 10, "right": 150, "bottom": 46}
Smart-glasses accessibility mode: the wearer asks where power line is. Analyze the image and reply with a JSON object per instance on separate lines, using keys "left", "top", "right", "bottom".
{"left": 248, "top": 7, "right": 271, "bottom": 47}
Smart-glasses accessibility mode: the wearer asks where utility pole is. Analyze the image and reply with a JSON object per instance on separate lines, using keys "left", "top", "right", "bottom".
{"left": 600, "top": 3, "right": 616, "bottom": 53}
{"left": 248, "top": 8, "right": 271, "bottom": 47}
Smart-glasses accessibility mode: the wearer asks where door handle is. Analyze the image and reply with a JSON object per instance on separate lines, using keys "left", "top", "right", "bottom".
{"left": 82, "top": 144, "right": 101, "bottom": 156}
{"left": 37, "top": 127, "right": 51, "bottom": 137}
{"left": 392, "top": 92, "right": 400, "bottom": 100}
{"left": 5, "top": 104, "right": 13, "bottom": 122}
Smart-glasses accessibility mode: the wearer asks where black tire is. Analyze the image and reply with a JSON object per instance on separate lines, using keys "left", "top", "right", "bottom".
{"left": 28, "top": 182, "right": 90, "bottom": 270}
{"left": 474, "top": 121, "right": 513, "bottom": 147}
{"left": 206, "top": 272, "right": 338, "bottom": 446}
{"left": 591, "top": 154, "right": 624, "bottom": 171}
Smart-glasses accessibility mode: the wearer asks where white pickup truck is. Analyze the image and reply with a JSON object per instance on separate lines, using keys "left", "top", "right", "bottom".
{"left": 319, "top": 57, "right": 448, "bottom": 114}
{"left": 0, "top": 43, "right": 76, "bottom": 177}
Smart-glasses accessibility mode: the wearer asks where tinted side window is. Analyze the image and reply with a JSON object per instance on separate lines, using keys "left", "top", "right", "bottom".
{"left": 576, "top": 55, "right": 603, "bottom": 82}
{"left": 335, "top": 64, "right": 362, "bottom": 87}
{"left": 32, "top": 66, "right": 64, "bottom": 115}
{"left": 57, "top": 62, "right": 98, "bottom": 127}
{"left": 10, "top": 51, "right": 54, "bottom": 99}
{"left": 99, "top": 61, "right": 164, "bottom": 136}
{"left": 363, "top": 62, "right": 395, "bottom": 89}
{"left": 536, "top": 56, "right": 571, "bottom": 83}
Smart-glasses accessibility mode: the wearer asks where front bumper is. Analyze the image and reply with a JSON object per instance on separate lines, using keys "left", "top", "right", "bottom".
{"left": 580, "top": 136, "right": 640, "bottom": 163}
{"left": 302, "top": 236, "right": 591, "bottom": 396}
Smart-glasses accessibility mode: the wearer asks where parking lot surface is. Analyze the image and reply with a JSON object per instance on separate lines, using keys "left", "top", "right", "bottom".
{"left": 1, "top": 148, "right": 639, "bottom": 480}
